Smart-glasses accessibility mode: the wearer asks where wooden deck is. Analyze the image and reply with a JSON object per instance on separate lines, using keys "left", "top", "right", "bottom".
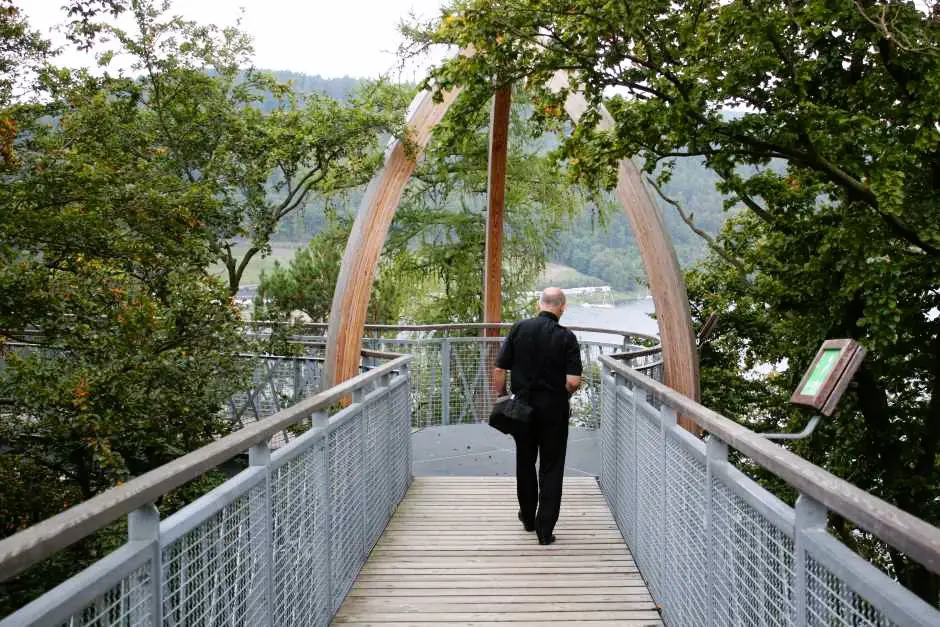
{"left": 334, "top": 476, "right": 661, "bottom": 626}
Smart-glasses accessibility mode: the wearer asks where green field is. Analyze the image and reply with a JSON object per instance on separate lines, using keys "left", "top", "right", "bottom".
{"left": 535, "top": 263, "right": 606, "bottom": 289}
{"left": 208, "top": 241, "right": 309, "bottom": 287}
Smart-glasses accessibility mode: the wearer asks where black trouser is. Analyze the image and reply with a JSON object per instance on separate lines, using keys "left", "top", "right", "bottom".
{"left": 512, "top": 395, "right": 569, "bottom": 540}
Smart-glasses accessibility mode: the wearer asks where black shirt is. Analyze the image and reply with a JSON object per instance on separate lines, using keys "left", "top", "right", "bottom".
{"left": 495, "top": 311, "right": 583, "bottom": 400}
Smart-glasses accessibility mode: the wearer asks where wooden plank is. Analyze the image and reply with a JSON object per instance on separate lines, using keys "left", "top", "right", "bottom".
{"left": 351, "top": 578, "right": 648, "bottom": 589}
{"left": 345, "top": 587, "right": 650, "bottom": 598}
{"left": 334, "top": 619, "right": 662, "bottom": 627}
{"left": 368, "top": 549, "right": 631, "bottom": 557}
{"left": 359, "top": 568, "right": 641, "bottom": 577}
{"left": 342, "top": 593, "right": 654, "bottom": 604}
{"left": 338, "top": 601, "right": 655, "bottom": 613}
{"left": 333, "top": 611, "right": 663, "bottom": 622}
{"left": 362, "top": 556, "right": 636, "bottom": 564}
{"left": 335, "top": 477, "right": 659, "bottom": 625}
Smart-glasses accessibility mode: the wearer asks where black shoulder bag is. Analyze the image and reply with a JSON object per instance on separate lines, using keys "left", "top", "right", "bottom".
{"left": 488, "top": 392, "right": 534, "bottom": 435}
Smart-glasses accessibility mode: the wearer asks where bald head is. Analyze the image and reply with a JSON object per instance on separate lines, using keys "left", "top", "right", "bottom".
{"left": 539, "top": 287, "right": 567, "bottom": 316}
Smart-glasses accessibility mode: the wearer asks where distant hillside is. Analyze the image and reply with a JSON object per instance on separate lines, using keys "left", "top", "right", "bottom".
{"left": 555, "top": 158, "right": 730, "bottom": 292}
{"left": 264, "top": 71, "right": 363, "bottom": 100}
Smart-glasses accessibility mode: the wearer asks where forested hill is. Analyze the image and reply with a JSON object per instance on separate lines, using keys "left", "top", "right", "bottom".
{"left": 264, "top": 71, "right": 364, "bottom": 101}
{"left": 556, "top": 160, "right": 728, "bottom": 293}
{"left": 258, "top": 72, "right": 731, "bottom": 290}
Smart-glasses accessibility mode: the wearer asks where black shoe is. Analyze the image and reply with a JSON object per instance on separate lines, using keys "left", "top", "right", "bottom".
{"left": 518, "top": 511, "right": 535, "bottom": 532}
{"left": 538, "top": 534, "right": 556, "bottom": 545}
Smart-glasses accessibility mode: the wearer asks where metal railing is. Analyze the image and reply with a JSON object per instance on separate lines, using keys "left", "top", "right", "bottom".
{"left": 0, "top": 352, "right": 413, "bottom": 627}
{"left": 359, "top": 335, "right": 648, "bottom": 429}
{"left": 277, "top": 324, "right": 663, "bottom": 430}
{"left": 599, "top": 355, "right": 940, "bottom": 626}
{"left": 5, "top": 327, "right": 940, "bottom": 626}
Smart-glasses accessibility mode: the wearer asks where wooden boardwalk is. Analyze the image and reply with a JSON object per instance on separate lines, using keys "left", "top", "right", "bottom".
{"left": 334, "top": 476, "right": 661, "bottom": 626}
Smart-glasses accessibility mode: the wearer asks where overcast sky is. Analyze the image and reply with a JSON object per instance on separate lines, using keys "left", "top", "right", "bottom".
{"left": 24, "top": 0, "right": 450, "bottom": 80}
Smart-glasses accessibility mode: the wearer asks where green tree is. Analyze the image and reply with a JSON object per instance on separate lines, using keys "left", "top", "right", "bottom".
{"left": 78, "top": 1, "right": 408, "bottom": 295}
{"left": 407, "top": 0, "right": 940, "bottom": 603}
{"left": 388, "top": 92, "right": 582, "bottom": 323}
{"left": 0, "top": 0, "right": 242, "bottom": 610}
{"left": 254, "top": 215, "right": 406, "bottom": 324}
{"left": 259, "top": 92, "right": 583, "bottom": 327}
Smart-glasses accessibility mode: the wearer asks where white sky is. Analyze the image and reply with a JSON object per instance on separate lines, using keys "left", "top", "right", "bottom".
{"left": 23, "top": 0, "right": 450, "bottom": 81}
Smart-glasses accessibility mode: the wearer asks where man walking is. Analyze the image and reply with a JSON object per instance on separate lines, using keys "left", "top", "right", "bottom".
{"left": 493, "top": 287, "right": 582, "bottom": 545}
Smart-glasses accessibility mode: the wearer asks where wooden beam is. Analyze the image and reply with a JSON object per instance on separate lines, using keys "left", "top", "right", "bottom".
{"left": 483, "top": 88, "right": 511, "bottom": 336}
{"left": 323, "top": 86, "right": 462, "bottom": 387}
{"left": 546, "top": 71, "right": 700, "bottom": 423}
{"left": 615, "top": 160, "right": 700, "bottom": 430}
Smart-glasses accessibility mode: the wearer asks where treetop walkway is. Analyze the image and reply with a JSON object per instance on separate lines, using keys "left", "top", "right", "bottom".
{"left": 1, "top": 328, "right": 938, "bottom": 626}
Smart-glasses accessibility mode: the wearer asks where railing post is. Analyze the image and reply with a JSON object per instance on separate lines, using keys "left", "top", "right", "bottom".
{"left": 440, "top": 338, "right": 451, "bottom": 426}
{"left": 351, "top": 385, "right": 367, "bottom": 562}
{"left": 705, "top": 436, "right": 728, "bottom": 626}
{"left": 401, "top": 362, "right": 414, "bottom": 482}
{"left": 292, "top": 357, "right": 302, "bottom": 403}
{"left": 310, "top": 409, "right": 333, "bottom": 617}
{"left": 793, "top": 494, "right": 828, "bottom": 625}
{"left": 311, "top": 410, "right": 328, "bottom": 429}
{"left": 127, "top": 504, "right": 161, "bottom": 625}
{"left": 630, "top": 375, "right": 639, "bottom": 548}
{"left": 658, "top": 404, "right": 678, "bottom": 615}
{"left": 249, "top": 441, "right": 272, "bottom": 627}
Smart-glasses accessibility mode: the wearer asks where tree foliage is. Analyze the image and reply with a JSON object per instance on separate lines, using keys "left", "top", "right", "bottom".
{"left": 0, "top": 0, "right": 353, "bottom": 610}
{"left": 408, "top": 0, "right": 940, "bottom": 603}
{"left": 258, "top": 92, "right": 580, "bottom": 326}
{"left": 71, "top": 1, "right": 408, "bottom": 295}
{"left": 254, "top": 215, "right": 407, "bottom": 325}
{"left": 391, "top": 93, "right": 578, "bottom": 323}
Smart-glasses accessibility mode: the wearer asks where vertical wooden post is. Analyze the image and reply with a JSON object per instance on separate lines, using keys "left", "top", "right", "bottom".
{"left": 484, "top": 87, "right": 511, "bottom": 338}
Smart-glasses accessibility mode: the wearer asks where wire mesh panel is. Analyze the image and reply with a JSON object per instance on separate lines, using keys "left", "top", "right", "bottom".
{"left": 388, "top": 377, "right": 412, "bottom": 505}
{"left": 574, "top": 342, "right": 627, "bottom": 428}
{"left": 327, "top": 412, "right": 366, "bottom": 612}
{"left": 269, "top": 435, "right": 331, "bottom": 627}
{"left": 161, "top": 482, "right": 267, "bottom": 627}
{"left": 710, "top": 472, "right": 795, "bottom": 626}
{"left": 616, "top": 383, "right": 638, "bottom": 549}
{"left": 633, "top": 398, "right": 665, "bottom": 601}
{"left": 59, "top": 560, "right": 154, "bottom": 627}
{"left": 363, "top": 335, "right": 631, "bottom": 429}
{"left": 662, "top": 432, "right": 708, "bottom": 626}
{"left": 448, "top": 338, "right": 502, "bottom": 424}
{"left": 363, "top": 339, "right": 441, "bottom": 429}
{"left": 361, "top": 388, "right": 390, "bottom": 552}
{"left": 805, "top": 554, "right": 891, "bottom": 626}
{"left": 599, "top": 372, "right": 617, "bottom": 504}
{"left": 225, "top": 356, "right": 324, "bottom": 448}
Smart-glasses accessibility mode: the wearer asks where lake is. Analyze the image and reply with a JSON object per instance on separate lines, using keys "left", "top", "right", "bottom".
{"left": 560, "top": 298, "right": 658, "bottom": 344}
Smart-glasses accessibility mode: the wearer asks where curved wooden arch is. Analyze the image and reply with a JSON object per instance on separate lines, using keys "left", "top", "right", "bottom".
{"left": 324, "top": 76, "right": 700, "bottom": 419}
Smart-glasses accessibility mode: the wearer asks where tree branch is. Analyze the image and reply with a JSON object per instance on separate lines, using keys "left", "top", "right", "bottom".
{"left": 646, "top": 176, "right": 748, "bottom": 274}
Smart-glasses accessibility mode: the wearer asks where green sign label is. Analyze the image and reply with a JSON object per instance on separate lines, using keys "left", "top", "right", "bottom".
{"left": 801, "top": 348, "right": 841, "bottom": 396}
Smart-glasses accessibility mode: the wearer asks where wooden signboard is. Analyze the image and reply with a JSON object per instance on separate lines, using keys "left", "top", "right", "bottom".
{"left": 790, "top": 339, "right": 866, "bottom": 416}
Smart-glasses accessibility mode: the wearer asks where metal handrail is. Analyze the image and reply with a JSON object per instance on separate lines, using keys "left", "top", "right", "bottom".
{"left": 0, "top": 350, "right": 410, "bottom": 583}
{"left": 244, "top": 320, "right": 662, "bottom": 346}
{"left": 600, "top": 354, "right": 940, "bottom": 576}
